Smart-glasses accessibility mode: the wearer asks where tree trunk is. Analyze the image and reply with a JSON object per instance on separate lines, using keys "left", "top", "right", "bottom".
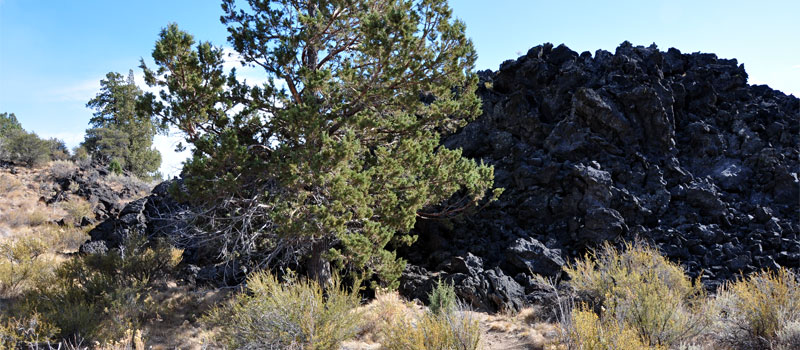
{"left": 308, "top": 239, "right": 331, "bottom": 286}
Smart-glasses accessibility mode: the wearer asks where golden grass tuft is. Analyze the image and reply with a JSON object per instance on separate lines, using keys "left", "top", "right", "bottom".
{"left": 564, "top": 241, "right": 712, "bottom": 347}
{"left": 714, "top": 268, "right": 800, "bottom": 349}
{"left": 59, "top": 198, "right": 94, "bottom": 226}
{"left": 567, "top": 305, "right": 659, "bottom": 350}
{"left": 356, "top": 290, "right": 420, "bottom": 344}
{"left": 381, "top": 305, "right": 482, "bottom": 350}
{"left": 205, "top": 270, "right": 362, "bottom": 350}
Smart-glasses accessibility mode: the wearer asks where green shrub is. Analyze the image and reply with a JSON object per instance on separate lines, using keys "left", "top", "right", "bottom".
{"left": 2, "top": 130, "right": 51, "bottom": 167}
{"left": 205, "top": 270, "right": 362, "bottom": 350}
{"left": 564, "top": 241, "right": 712, "bottom": 347}
{"left": 0, "top": 238, "right": 52, "bottom": 297}
{"left": 25, "top": 234, "right": 182, "bottom": 342}
{"left": 60, "top": 199, "right": 94, "bottom": 226}
{"left": 382, "top": 303, "right": 481, "bottom": 350}
{"left": 714, "top": 268, "right": 800, "bottom": 349}
{"left": 0, "top": 312, "right": 59, "bottom": 348}
{"left": 108, "top": 159, "right": 123, "bottom": 175}
{"left": 429, "top": 279, "right": 457, "bottom": 316}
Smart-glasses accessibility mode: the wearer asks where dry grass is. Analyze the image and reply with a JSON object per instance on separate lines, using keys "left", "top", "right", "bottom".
{"left": 381, "top": 303, "right": 482, "bottom": 350}
{"left": 356, "top": 291, "right": 422, "bottom": 344}
{"left": 481, "top": 308, "right": 561, "bottom": 350}
{"left": 105, "top": 173, "right": 154, "bottom": 197}
{"left": 59, "top": 198, "right": 94, "bottom": 226}
{"left": 567, "top": 305, "right": 658, "bottom": 350}
{"left": 714, "top": 268, "right": 800, "bottom": 349}
{"left": 48, "top": 160, "right": 78, "bottom": 180}
{"left": 564, "top": 241, "right": 712, "bottom": 347}
{"left": 205, "top": 271, "right": 362, "bottom": 350}
{"left": 0, "top": 174, "right": 23, "bottom": 194}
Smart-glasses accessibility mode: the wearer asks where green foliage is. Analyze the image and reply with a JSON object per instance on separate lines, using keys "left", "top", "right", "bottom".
{"left": 564, "top": 241, "right": 712, "bottom": 347}
{"left": 714, "top": 268, "right": 800, "bottom": 350}
{"left": 141, "top": 0, "right": 498, "bottom": 287}
{"left": 108, "top": 158, "right": 123, "bottom": 175}
{"left": 0, "top": 238, "right": 52, "bottom": 297}
{"left": 0, "top": 113, "right": 68, "bottom": 167}
{"left": 2, "top": 130, "right": 52, "bottom": 167}
{"left": 205, "top": 270, "right": 362, "bottom": 350}
{"left": 0, "top": 313, "right": 59, "bottom": 348}
{"left": 429, "top": 279, "right": 457, "bottom": 316}
{"left": 46, "top": 138, "right": 70, "bottom": 161}
{"left": 24, "top": 234, "right": 182, "bottom": 342}
{"left": 382, "top": 301, "right": 481, "bottom": 350}
{"left": 0, "top": 112, "right": 22, "bottom": 136}
{"left": 82, "top": 70, "right": 162, "bottom": 178}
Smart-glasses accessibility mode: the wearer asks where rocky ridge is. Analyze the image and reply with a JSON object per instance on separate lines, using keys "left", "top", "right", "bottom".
{"left": 400, "top": 42, "right": 799, "bottom": 312}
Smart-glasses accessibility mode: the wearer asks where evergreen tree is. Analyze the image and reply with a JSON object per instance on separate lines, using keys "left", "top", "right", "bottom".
{"left": 0, "top": 112, "right": 22, "bottom": 136}
{"left": 141, "top": 0, "right": 499, "bottom": 287}
{"left": 0, "top": 112, "right": 64, "bottom": 167}
{"left": 82, "top": 70, "right": 162, "bottom": 178}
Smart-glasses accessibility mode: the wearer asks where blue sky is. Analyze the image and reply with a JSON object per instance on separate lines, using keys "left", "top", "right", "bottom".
{"left": 1, "top": 0, "right": 798, "bottom": 176}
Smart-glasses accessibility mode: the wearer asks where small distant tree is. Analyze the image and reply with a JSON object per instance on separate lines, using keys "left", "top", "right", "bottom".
{"left": 0, "top": 112, "right": 22, "bottom": 136}
{"left": 0, "top": 113, "right": 63, "bottom": 167}
{"left": 141, "top": 0, "right": 499, "bottom": 287}
{"left": 4, "top": 131, "right": 52, "bottom": 167}
{"left": 82, "top": 70, "right": 163, "bottom": 178}
{"left": 0, "top": 112, "right": 22, "bottom": 161}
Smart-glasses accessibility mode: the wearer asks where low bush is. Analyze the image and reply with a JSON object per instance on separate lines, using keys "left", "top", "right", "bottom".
{"left": 713, "top": 268, "right": 800, "bottom": 350}
{"left": 25, "top": 209, "right": 50, "bottom": 227}
{"left": 35, "top": 224, "right": 89, "bottom": 253}
{"left": 382, "top": 279, "right": 480, "bottom": 350}
{"left": 49, "top": 160, "right": 78, "bottom": 181}
{"left": 429, "top": 279, "right": 457, "bottom": 316}
{"left": 0, "top": 312, "right": 59, "bottom": 348}
{"left": 356, "top": 291, "right": 418, "bottom": 343}
{"left": 566, "top": 305, "right": 658, "bottom": 350}
{"left": 564, "top": 241, "right": 712, "bottom": 347}
{"left": 1, "top": 130, "right": 52, "bottom": 167}
{"left": 382, "top": 302, "right": 481, "bottom": 350}
{"left": 205, "top": 270, "right": 362, "bottom": 350}
{"left": 106, "top": 173, "right": 152, "bottom": 195}
{"left": 60, "top": 199, "right": 94, "bottom": 226}
{"left": 23, "top": 234, "right": 182, "bottom": 343}
{"left": 0, "top": 237, "right": 52, "bottom": 297}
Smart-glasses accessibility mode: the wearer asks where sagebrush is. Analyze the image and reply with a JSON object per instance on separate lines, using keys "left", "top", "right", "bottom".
{"left": 205, "top": 270, "right": 362, "bottom": 350}
{"left": 564, "top": 241, "right": 712, "bottom": 347}
{"left": 714, "top": 268, "right": 800, "bottom": 350}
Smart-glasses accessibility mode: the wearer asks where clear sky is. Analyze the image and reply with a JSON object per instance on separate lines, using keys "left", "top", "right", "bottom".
{"left": 1, "top": 0, "right": 798, "bottom": 177}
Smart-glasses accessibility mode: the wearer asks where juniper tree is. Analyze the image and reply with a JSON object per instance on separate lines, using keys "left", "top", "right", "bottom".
{"left": 82, "top": 70, "right": 162, "bottom": 178}
{"left": 141, "top": 0, "right": 499, "bottom": 287}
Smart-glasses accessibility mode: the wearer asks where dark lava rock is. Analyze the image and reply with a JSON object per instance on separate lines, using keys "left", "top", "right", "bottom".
{"left": 399, "top": 263, "right": 526, "bottom": 313}
{"left": 505, "top": 237, "right": 565, "bottom": 277}
{"left": 401, "top": 41, "right": 799, "bottom": 309}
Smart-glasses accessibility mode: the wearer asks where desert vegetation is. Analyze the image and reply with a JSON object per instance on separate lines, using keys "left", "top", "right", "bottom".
{"left": 1, "top": 0, "right": 798, "bottom": 349}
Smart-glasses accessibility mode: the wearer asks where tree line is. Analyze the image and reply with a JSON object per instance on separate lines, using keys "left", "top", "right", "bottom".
{"left": 2, "top": 70, "right": 164, "bottom": 180}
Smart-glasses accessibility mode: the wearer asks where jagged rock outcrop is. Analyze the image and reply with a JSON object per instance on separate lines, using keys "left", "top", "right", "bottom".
{"left": 401, "top": 42, "right": 799, "bottom": 311}
{"left": 80, "top": 179, "right": 246, "bottom": 285}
